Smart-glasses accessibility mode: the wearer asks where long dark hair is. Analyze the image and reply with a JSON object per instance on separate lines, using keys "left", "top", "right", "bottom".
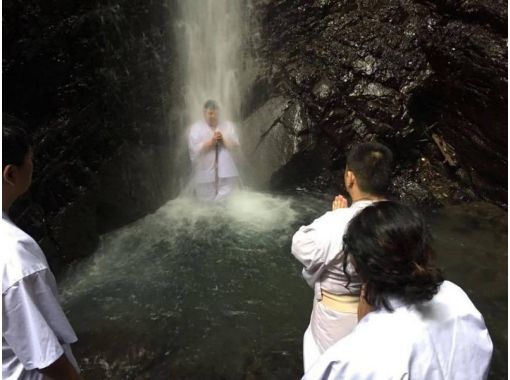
{"left": 342, "top": 201, "right": 443, "bottom": 311}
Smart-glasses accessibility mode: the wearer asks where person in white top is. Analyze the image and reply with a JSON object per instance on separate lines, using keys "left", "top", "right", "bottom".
{"left": 292, "top": 142, "right": 394, "bottom": 371}
{"left": 188, "top": 100, "right": 240, "bottom": 201}
{"left": 2, "top": 122, "right": 82, "bottom": 380}
{"left": 303, "top": 201, "right": 493, "bottom": 380}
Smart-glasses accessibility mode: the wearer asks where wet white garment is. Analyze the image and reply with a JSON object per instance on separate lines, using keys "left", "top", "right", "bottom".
{"left": 304, "top": 300, "right": 357, "bottom": 370}
{"left": 194, "top": 177, "right": 237, "bottom": 202}
{"left": 188, "top": 120, "right": 240, "bottom": 185}
{"left": 303, "top": 281, "right": 493, "bottom": 380}
{"left": 2, "top": 213, "right": 79, "bottom": 380}
{"left": 291, "top": 200, "right": 374, "bottom": 369}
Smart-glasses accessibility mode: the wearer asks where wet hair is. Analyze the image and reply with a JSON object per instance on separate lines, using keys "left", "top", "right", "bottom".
{"left": 342, "top": 201, "right": 443, "bottom": 311}
{"left": 346, "top": 142, "right": 394, "bottom": 195}
{"left": 203, "top": 99, "right": 219, "bottom": 110}
{"left": 2, "top": 116, "right": 32, "bottom": 170}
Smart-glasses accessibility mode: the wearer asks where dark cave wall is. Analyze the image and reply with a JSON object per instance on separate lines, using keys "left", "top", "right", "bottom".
{"left": 3, "top": 0, "right": 181, "bottom": 272}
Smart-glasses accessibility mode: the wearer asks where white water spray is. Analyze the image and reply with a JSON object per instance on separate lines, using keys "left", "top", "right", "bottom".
{"left": 177, "top": 0, "right": 244, "bottom": 124}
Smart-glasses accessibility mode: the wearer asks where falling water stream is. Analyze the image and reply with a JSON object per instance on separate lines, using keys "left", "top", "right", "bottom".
{"left": 177, "top": 0, "right": 244, "bottom": 124}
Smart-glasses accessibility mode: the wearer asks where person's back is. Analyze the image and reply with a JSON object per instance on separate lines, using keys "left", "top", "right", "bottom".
{"left": 303, "top": 202, "right": 493, "bottom": 380}
{"left": 291, "top": 142, "right": 394, "bottom": 370}
{"left": 2, "top": 122, "right": 81, "bottom": 379}
{"left": 3, "top": 211, "right": 50, "bottom": 287}
{"left": 304, "top": 280, "right": 492, "bottom": 379}
{"left": 2, "top": 214, "right": 80, "bottom": 379}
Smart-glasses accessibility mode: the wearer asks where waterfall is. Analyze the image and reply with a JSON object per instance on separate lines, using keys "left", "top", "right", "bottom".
{"left": 176, "top": 0, "right": 244, "bottom": 124}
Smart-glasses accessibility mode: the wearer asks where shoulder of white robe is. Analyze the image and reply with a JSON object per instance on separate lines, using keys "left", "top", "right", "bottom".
{"left": 190, "top": 121, "right": 207, "bottom": 136}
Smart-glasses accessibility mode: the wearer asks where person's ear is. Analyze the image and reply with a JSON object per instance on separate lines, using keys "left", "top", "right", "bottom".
{"left": 2, "top": 164, "right": 17, "bottom": 186}
{"left": 358, "top": 283, "right": 374, "bottom": 321}
{"left": 345, "top": 170, "right": 355, "bottom": 189}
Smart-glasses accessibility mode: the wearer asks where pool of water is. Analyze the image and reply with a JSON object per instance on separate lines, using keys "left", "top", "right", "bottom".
{"left": 427, "top": 202, "right": 507, "bottom": 380}
{"left": 59, "top": 191, "right": 507, "bottom": 379}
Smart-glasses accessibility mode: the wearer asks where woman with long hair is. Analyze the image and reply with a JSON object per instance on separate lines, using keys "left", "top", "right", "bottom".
{"left": 303, "top": 201, "right": 493, "bottom": 380}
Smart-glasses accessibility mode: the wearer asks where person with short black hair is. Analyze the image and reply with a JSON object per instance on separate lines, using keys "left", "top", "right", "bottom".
{"left": 303, "top": 201, "right": 493, "bottom": 379}
{"left": 188, "top": 100, "right": 240, "bottom": 201}
{"left": 2, "top": 121, "right": 82, "bottom": 380}
{"left": 292, "top": 141, "right": 394, "bottom": 371}
{"left": 345, "top": 142, "right": 394, "bottom": 196}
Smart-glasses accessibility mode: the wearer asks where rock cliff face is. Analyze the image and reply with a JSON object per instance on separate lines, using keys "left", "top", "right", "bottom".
{"left": 4, "top": 0, "right": 181, "bottom": 272}
{"left": 243, "top": 0, "right": 507, "bottom": 207}
{"left": 4, "top": 0, "right": 507, "bottom": 270}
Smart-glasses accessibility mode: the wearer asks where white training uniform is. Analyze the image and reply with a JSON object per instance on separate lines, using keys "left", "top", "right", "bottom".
{"left": 2, "top": 212, "right": 79, "bottom": 380}
{"left": 292, "top": 200, "right": 374, "bottom": 371}
{"left": 303, "top": 281, "right": 493, "bottom": 380}
{"left": 188, "top": 120, "right": 240, "bottom": 201}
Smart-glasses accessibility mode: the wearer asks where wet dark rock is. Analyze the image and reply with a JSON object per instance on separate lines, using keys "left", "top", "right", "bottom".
{"left": 248, "top": 0, "right": 507, "bottom": 207}
{"left": 4, "top": 0, "right": 180, "bottom": 273}
{"left": 241, "top": 96, "right": 316, "bottom": 187}
{"left": 95, "top": 142, "right": 176, "bottom": 233}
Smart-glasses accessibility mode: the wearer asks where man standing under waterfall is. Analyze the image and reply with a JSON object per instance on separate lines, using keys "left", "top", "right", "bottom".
{"left": 188, "top": 100, "right": 240, "bottom": 201}
{"left": 291, "top": 142, "right": 394, "bottom": 372}
{"left": 2, "top": 122, "right": 82, "bottom": 380}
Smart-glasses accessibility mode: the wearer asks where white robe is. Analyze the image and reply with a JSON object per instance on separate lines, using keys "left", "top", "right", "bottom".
{"left": 303, "top": 281, "right": 493, "bottom": 380}
{"left": 188, "top": 120, "right": 239, "bottom": 184}
{"left": 2, "top": 213, "right": 79, "bottom": 380}
{"left": 292, "top": 200, "right": 374, "bottom": 369}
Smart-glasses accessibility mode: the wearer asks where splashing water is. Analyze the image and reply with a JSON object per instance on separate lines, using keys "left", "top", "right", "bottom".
{"left": 59, "top": 193, "right": 506, "bottom": 379}
{"left": 61, "top": 191, "right": 300, "bottom": 302}
{"left": 60, "top": 190, "right": 314, "bottom": 378}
